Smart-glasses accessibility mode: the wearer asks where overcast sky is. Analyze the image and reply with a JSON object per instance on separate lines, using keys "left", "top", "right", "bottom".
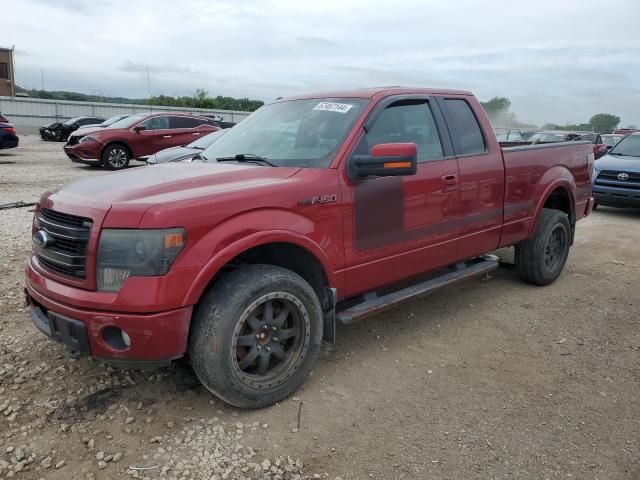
{"left": 6, "top": 0, "right": 640, "bottom": 126}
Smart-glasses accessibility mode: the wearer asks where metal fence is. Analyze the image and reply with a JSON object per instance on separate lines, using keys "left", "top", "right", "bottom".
{"left": 0, "top": 96, "right": 251, "bottom": 133}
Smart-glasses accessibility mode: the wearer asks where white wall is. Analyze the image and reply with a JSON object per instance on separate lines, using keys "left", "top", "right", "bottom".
{"left": 0, "top": 96, "right": 251, "bottom": 134}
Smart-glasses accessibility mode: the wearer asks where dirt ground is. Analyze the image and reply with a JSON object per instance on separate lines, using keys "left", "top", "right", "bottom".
{"left": 0, "top": 136, "right": 638, "bottom": 480}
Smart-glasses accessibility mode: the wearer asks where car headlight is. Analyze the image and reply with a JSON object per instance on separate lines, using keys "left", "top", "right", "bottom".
{"left": 97, "top": 228, "right": 186, "bottom": 292}
{"left": 79, "top": 135, "right": 97, "bottom": 144}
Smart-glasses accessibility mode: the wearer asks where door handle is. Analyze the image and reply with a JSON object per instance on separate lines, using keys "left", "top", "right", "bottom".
{"left": 441, "top": 174, "right": 458, "bottom": 191}
{"left": 192, "top": 132, "right": 200, "bottom": 136}
{"left": 163, "top": 135, "right": 172, "bottom": 138}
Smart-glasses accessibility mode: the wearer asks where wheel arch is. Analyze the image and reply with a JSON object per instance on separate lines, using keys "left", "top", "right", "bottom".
{"left": 101, "top": 141, "right": 133, "bottom": 161}
{"left": 529, "top": 168, "right": 576, "bottom": 238}
{"left": 184, "top": 232, "right": 336, "bottom": 308}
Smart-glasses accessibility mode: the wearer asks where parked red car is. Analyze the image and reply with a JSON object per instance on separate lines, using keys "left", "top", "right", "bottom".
{"left": 26, "top": 87, "right": 594, "bottom": 408}
{"left": 64, "top": 113, "right": 219, "bottom": 169}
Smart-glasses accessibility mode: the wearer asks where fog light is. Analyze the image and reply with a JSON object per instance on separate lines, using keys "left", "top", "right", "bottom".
{"left": 121, "top": 330, "right": 131, "bottom": 347}
{"left": 102, "top": 326, "right": 131, "bottom": 350}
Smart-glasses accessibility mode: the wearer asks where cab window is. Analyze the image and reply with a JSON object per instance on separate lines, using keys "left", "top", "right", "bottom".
{"left": 364, "top": 100, "right": 444, "bottom": 162}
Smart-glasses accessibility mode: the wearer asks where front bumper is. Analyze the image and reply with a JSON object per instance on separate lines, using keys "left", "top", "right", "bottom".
{"left": 593, "top": 186, "right": 640, "bottom": 208}
{"left": 25, "top": 267, "right": 193, "bottom": 365}
{"left": 64, "top": 144, "right": 102, "bottom": 165}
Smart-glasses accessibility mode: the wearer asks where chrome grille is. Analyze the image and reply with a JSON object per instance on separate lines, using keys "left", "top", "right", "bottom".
{"left": 34, "top": 208, "right": 92, "bottom": 279}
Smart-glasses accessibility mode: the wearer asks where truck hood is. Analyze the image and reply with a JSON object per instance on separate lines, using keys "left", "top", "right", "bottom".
{"left": 595, "top": 153, "right": 640, "bottom": 173}
{"left": 52, "top": 163, "right": 301, "bottom": 207}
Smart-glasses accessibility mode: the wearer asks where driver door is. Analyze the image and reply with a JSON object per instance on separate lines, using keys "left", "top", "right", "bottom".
{"left": 341, "top": 97, "right": 461, "bottom": 297}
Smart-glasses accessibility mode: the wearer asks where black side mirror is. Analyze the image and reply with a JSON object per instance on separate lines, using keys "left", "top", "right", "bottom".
{"left": 133, "top": 125, "right": 146, "bottom": 133}
{"left": 347, "top": 143, "right": 417, "bottom": 181}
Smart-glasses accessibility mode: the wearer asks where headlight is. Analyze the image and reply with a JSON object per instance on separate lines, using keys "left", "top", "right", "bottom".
{"left": 79, "top": 135, "right": 97, "bottom": 143}
{"left": 97, "top": 228, "right": 186, "bottom": 292}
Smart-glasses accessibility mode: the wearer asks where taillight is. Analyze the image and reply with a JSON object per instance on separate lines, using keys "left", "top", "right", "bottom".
{"left": 587, "top": 152, "right": 595, "bottom": 180}
{"left": 1, "top": 126, "right": 16, "bottom": 134}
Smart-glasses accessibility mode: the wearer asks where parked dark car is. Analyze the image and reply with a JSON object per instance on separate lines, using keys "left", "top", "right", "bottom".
{"left": 146, "top": 129, "right": 228, "bottom": 164}
{"left": 64, "top": 112, "right": 219, "bottom": 169}
{"left": 72, "top": 114, "right": 129, "bottom": 136}
{"left": 593, "top": 132, "right": 640, "bottom": 209}
{"left": 199, "top": 114, "right": 236, "bottom": 129}
{"left": 39, "top": 116, "right": 105, "bottom": 142}
{"left": 0, "top": 123, "right": 19, "bottom": 150}
{"left": 66, "top": 115, "right": 130, "bottom": 147}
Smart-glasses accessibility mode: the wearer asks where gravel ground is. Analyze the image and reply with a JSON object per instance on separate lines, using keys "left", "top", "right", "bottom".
{"left": 0, "top": 136, "right": 638, "bottom": 479}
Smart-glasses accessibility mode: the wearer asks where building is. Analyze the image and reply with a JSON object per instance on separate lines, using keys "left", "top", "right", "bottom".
{"left": 0, "top": 46, "right": 16, "bottom": 97}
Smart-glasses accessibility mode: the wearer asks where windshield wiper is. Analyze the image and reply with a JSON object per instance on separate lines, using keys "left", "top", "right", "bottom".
{"left": 608, "top": 151, "right": 640, "bottom": 157}
{"left": 216, "top": 153, "right": 277, "bottom": 167}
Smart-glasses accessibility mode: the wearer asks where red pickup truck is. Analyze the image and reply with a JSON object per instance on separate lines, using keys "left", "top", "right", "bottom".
{"left": 25, "top": 87, "right": 595, "bottom": 408}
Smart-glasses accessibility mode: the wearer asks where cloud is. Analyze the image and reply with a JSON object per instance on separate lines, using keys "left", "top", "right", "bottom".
{"left": 119, "top": 61, "right": 206, "bottom": 76}
{"left": 6, "top": 0, "right": 640, "bottom": 126}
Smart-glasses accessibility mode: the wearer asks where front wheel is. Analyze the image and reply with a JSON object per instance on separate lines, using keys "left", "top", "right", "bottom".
{"left": 515, "top": 208, "right": 571, "bottom": 286}
{"left": 189, "top": 265, "right": 323, "bottom": 408}
{"left": 102, "top": 144, "right": 131, "bottom": 170}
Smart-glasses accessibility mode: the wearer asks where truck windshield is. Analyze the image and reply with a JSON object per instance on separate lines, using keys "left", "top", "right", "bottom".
{"left": 200, "top": 98, "right": 368, "bottom": 168}
{"left": 608, "top": 134, "right": 640, "bottom": 157}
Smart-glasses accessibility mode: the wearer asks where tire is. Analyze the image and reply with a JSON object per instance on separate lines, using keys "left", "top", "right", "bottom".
{"left": 102, "top": 143, "right": 131, "bottom": 170}
{"left": 515, "top": 208, "right": 571, "bottom": 286}
{"left": 592, "top": 201, "right": 598, "bottom": 211}
{"left": 189, "top": 264, "right": 323, "bottom": 409}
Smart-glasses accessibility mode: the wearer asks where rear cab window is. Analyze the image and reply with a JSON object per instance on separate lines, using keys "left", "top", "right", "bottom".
{"left": 441, "top": 98, "right": 486, "bottom": 155}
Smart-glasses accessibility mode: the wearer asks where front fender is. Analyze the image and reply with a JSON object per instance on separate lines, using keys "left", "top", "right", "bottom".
{"left": 182, "top": 209, "right": 339, "bottom": 306}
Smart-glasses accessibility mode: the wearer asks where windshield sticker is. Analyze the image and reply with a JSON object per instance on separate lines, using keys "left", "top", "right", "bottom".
{"left": 313, "top": 102, "right": 354, "bottom": 114}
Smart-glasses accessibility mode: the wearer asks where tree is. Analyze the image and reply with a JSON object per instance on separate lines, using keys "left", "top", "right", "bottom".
{"left": 589, "top": 113, "right": 620, "bottom": 134}
{"left": 480, "top": 97, "right": 511, "bottom": 118}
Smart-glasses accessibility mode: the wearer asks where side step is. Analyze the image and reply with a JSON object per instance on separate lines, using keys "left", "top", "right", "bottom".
{"left": 337, "top": 256, "right": 499, "bottom": 324}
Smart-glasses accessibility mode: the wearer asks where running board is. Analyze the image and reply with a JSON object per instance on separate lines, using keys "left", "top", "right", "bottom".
{"left": 337, "top": 256, "right": 499, "bottom": 324}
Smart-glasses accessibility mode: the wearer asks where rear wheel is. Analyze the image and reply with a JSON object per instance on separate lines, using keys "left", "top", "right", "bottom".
{"left": 515, "top": 208, "right": 571, "bottom": 286}
{"left": 189, "top": 265, "right": 323, "bottom": 408}
{"left": 102, "top": 144, "right": 130, "bottom": 170}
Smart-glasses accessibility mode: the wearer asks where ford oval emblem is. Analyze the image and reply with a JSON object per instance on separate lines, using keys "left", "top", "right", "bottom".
{"left": 618, "top": 172, "right": 629, "bottom": 181}
{"left": 33, "top": 230, "right": 55, "bottom": 249}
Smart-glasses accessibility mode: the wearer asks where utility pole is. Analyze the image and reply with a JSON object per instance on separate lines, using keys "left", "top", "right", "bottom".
{"left": 40, "top": 68, "right": 45, "bottom": 92}
{"left": 10, "top": 45, "right": 15, "bottom": 99}
{"left": 146, "top": 68, "right": 152, "bottom": 112}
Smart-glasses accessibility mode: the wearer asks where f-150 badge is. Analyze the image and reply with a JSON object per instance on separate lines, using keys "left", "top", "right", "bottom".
{"left": 298, "top": 194, "right": 337, "bottom": 206}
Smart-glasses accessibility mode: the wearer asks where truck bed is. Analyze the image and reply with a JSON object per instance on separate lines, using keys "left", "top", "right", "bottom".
{"left": 498, "top": 140, "right": 594, "bottom": 248}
